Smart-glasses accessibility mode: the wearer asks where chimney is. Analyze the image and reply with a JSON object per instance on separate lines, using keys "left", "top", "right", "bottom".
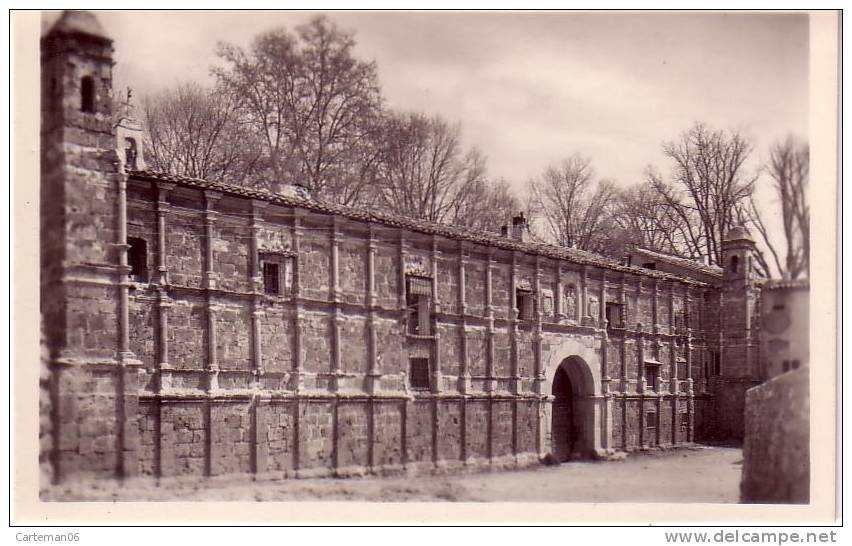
{"left": 270, "top": 181, "right": 311, "bottom": 200}
{"left": 510, "top": 212, "right": 529, "bottom": 242}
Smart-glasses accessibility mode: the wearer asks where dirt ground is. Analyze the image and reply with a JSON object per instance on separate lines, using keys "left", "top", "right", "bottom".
{"left": 46, "top": 445, "right": 743, "bottom": 503}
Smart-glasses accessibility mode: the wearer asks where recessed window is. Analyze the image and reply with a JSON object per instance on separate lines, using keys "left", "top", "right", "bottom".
{"left": 772, "top": 302, "right": 786, "bottom": 311}
{"left": 642, "top": 262, "right": 656, "bottom": 270}
{"left": 730, "top": 255, "right": 739, "bottom": 273}
{"left": 260, "top": 253, "right": 293, "bottom": 296}
{"left": 409, "top": 357, "right": 430, "bottom": 391}
{"left": 676, "top": 358, "right": 688, "bottom": 380}
{"left": 646, "top": 411, "right": 658, "bottom": 433}
{"left": 605, "top": 302, "right": 624, "bottom": 329}
{"left": 710, "top": 351, "right": 721, "bottom": 376}
{"left": 124, "top": 137, "right": 138, "bottom": 169}
{"left": 680, "top": 412, "right": 689, "bottom": 435}
{"left": 516, "top": 288, "right": 534, "bottom": 320}
{"left": 406, "top": 275, "right": 432, "bottom": 335}
{"left": 645, "top": 363, "right": 660, "bottom": 391}
{"left": 80, "top": 76, "right": 95, "bottom": 113}
{"left": 127, "top": 237, "right": 148, "bottom": 282}
{"left": 262, "top": 262, "right": 280, "bottom": 295}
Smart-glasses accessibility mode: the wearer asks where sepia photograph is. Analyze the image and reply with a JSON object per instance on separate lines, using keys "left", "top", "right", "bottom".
{"left": 12, "top": 7, "right": 840, "bottom": 526}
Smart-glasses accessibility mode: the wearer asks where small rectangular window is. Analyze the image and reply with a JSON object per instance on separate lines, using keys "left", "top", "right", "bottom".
{"left": 642, "top": 262, "right": 656, "bottom": 270}
{"left": 645, "top": 364, "right": 660, "bottom": 391}
{"left": 680, "top": 412, "right": 689, "bottom": 434}
{"left": 711, "top": 351, "right": 721, "bottom": 376}
{"left": 772, "top": 302, "right": 786, "bottom": 311}
{"left": 260, "top": 252, "right": 294, "bottom": 296}
{"left": 406, "top": 275, "right": 432, "bottom": 335}
{"left": 127, "top": 237, "right": 148, "bottom": 282}
{"left": 676, "top": 358, "right": 688, "bottom": 380}
{"left": 605, "top": 302, "right": 624, "bottom": 329}
{"left": 262, "top": 262, "right": 280, "bottom": 295}
{"left": 409, "top": 358, "right": 430, "bottom": 390}
{"left": 646, "top": 411, "right": 658, "bottom": 432}
{"left": 80, "top": 76, "right": 95, "bottom": 113}
{"left": 516, "top": 288, "right": 534, "bottom": 320}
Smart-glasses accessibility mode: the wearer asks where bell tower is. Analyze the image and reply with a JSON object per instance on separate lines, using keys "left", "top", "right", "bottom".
{"left": 720, "top": 225, "right": 760, "bottom": 378}
{"left": 41, "top": 10, "right": 118, "bottom": 279}
{"left": 41, "top": 11, "right": 140, "bottom": 482}
{"left": 710, "top": 225, "right": 761, "bottom": 441}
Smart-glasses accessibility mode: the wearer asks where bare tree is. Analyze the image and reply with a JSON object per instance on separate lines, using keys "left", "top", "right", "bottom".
{"left": 214, "top": 16, "right": 383, "bottom": 204}
{"left": 527, "top": 154, "right": 618, "bottom": 253}
{"left": 644, "top": 122, "right": 758, "bottom": 266}
{"left": 740, "top": 137, "right": 809, "bottom": 279}
{"left": 608, "top": 179, "right": 693, "bottom": 257}
{"left": 449, "top": 177, "right": 521, "bottom": 233}
{"left": 140, "top": 82, "right": 261, "bottom": 184}
{"left": 373, "top": 111, "right": 491, "bottom": 224}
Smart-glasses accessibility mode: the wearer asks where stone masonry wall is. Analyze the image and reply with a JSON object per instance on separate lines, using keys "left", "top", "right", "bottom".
{"left": 740, "top": 367, "right": 809, "bottom": 503}
{"left": 114, "top": 178, "right": 708, "bottom": 479}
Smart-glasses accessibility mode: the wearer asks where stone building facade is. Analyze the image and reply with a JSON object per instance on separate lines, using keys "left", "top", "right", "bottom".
{"left": 39, "top": 11, "right": 771, "bottom": 483}
{"left": 757, "top": 279, "right": 809, "bottom": 379}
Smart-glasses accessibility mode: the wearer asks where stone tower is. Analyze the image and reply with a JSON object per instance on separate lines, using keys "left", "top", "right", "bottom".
{"left": 720, "top": 226, "right": 760, "bottom": 378}
{"left": 712, "top": 226, "right": 762, "bottom": 440}
{"left": 40, "top": 11, "right": 140, "bottom": 483}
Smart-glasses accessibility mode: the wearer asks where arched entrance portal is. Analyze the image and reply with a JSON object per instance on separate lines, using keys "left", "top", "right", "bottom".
{"left": 551, "top": 367, "right": 574, "bottom": 460}
{"left": 550, "top": 356, "right": 596, "bottom": 460}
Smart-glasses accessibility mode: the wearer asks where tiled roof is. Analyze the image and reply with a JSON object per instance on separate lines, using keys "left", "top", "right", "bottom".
{"left": 761, "top": 278, "right": 809, "bottom": 291}
{"left": 632, "top": 247, "right": 723, "bottom": 278}
{"left": 128, "top": 169, "right": 709, "bottom": 286}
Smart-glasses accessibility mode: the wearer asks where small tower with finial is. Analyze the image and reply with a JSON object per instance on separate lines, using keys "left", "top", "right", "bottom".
{"left": 115, "top": 85, "right": 145, "bottom": 170}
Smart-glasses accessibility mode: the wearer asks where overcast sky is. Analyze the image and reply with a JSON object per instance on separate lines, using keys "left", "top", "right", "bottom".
{"left": 44, "top": 10, "right": 808, "bottom": 192}
{"left": 41, "top": 8, "right": 810, "bottom": 260}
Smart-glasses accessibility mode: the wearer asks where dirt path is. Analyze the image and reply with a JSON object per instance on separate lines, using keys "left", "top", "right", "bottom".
{"left": 47, "top": 446, "right": 743, "bottom": 503}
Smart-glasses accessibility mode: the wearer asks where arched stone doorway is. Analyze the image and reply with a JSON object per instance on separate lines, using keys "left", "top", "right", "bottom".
{"left": 550, "top": 355, "right": 596, "bottom": 460}
{"left": 551, "top": 366, "right": 575, "bottom": 460}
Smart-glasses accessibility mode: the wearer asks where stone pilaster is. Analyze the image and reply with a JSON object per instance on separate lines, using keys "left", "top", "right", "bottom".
{"left": 598, "top": 270, "right": 607, "bottom": 327}
{"left": 249, "top": 202, "right": 265, "bottom": 392}
{"left": 366, "top": 225, "right": 379, "bottom": 394}
{"left": 485, "top": 251, "right": 495, "bottom": 393}
{"left": 533, "top": 257, "right": 544, "bottom": 396}
{"left": 290, "top": 210, "right": 304, "bottom": 392}
{"left": 637, "top": 327, "right": 646, "bottom": 393}
{"left": 458, "top": 241, "right": 471, "bottom": 393}
{"left": 600, "top": 270, "right": 609, "bottom": 393}
{"left": 509, "top": 252, "right": 523, "bottom": 394}
{"left": 330, "top": 219, "right": 342, "bottom": 392}
{"left": 203, "top": 192, "right": 222, "bottom": 392}
{"left": 619, "top": 273, "right": 628, "bottom": 392}
{"left": 555, "top": 263, "right": 564, "bottom": 319}
{"left": 206, "top": 303, "right": 220, "bottom": 392}
{"left": 430, "top": 237, "right": 442, "bottom": 393}
{"left": 155, "top": 183, "right": 174, "bottom": 286}
{"left": 203, "top": 191, "right": 221, "bottom": 289}
{"left": 652, "top": 279, "right": 660, "bottom": 334}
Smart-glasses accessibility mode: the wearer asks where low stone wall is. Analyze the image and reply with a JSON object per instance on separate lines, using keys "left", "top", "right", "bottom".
{"left": 740, "top": 367, "right": 809, "bottom": 503}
